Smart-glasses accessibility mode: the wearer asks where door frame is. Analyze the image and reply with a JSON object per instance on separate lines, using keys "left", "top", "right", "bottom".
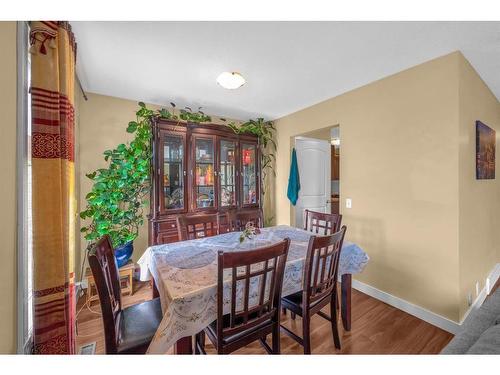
{"left": 292, "top": 135, "right": 332, "bottom": 228}
{"left": 17, "top": 20, "right": 33, "bottom": 354}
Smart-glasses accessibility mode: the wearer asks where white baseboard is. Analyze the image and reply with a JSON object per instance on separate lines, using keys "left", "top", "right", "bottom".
{"left": 352, "top": 263, "right": 500, "bottom": 335}
{"left": 459, "top": 263, "right": 500, "bottom": 327}
{"left": 486, "top": 263, "right": 500, "bottom": 295}
{"left": 351, "top": 279, "right": 461, "bottom": 334}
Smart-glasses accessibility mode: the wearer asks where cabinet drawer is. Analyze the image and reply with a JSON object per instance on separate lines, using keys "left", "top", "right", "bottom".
{"left": 157, "top": 231, "right": 179, "bottom": 245}
{"left": 157, "top": 220, "right": 178, "bottom": 233}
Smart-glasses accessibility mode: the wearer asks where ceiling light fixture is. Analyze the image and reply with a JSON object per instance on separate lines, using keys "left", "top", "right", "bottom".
{"left": 216, "top": 72, "right": 246, "bottom": 90}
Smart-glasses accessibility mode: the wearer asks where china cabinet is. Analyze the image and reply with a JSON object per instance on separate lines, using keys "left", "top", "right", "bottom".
{"left": 148, "top": 119, "right": 261, "bottom": 245}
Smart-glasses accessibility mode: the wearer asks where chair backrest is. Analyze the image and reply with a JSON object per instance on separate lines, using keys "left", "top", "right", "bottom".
{"left": 177, "top": 213, "right": 220, "bottom": 241}
{"left": 303, "top": 226, "right": 347, "bottom": 307}
{"left": 216, "top": 238, "right": 290, "bottom": 349}
{"left": 304, "top": 209, "right": 342, "bottom": 235}
{"left": 227, "top": 209, "right": 264, "bottom": 232}
{"left": 88, "top": 235, "right": 122, "bottom": 354}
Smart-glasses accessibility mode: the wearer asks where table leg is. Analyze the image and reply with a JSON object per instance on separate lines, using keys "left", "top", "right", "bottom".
{"left": 341, "top": 274, "right": 352, "bottom": 331}
{"left": 151, "top": 278, "right": 160, "bottom": 299}
{"left": 174, "top": 336, "right": 193, "bottom": 354}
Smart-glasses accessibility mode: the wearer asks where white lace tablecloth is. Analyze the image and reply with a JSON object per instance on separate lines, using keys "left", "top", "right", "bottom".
{"left": 138, "top": 225, "right": 369, "bottom": 354}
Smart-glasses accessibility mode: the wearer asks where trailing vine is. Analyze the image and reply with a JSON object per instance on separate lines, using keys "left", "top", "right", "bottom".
{"left": 80, "top": 101, "right": 274, "bottom": 249}
{"left": 80, "top": 103, "right": 157, "bottom": 248}
{"left": 80, "top": 102, "right": 212, "bottom": 249}
{"left": 158, "top": 102, "right": 212, "bottom": 124}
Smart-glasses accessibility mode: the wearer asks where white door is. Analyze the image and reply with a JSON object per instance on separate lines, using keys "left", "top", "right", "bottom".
{"left": 294, "top": 136, "right": 331, "bottom": 228}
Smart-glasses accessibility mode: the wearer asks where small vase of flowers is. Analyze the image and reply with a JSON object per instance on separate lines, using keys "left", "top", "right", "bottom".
{"left": 239, "top": 222, "right": 261, "bottom": 243}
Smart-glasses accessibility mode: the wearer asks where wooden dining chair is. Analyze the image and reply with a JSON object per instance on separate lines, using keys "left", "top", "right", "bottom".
{"left": 194, "top": 238, "right": 291, "bottom": 354}
{"left": 177, "top": 213, "right": 220, "bottom": 240}
{"left": 282, "top": 209, "right": 342, "bottom": 317}
{"left": 280, "top": 226, "right": 347, "bottom": 354}
{"left": 88, "top": 235, "right": 162, "bottom": 354}
{"left": 304, "top": 209, "right": 342, "bottom": 235}
{"left": 226, "top": 209, "right": 264, "bottom": 232}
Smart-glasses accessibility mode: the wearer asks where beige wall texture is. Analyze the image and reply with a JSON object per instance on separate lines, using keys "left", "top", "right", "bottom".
{"left": 458, "top": 57, "right": 500, "bottom": 319}
{"left": 0, "top": 21, "right": 18, "bottom": 354}
{"left": 300, "top": 127, "right": 333, "bottom": 141}
{"left": 274, "top": 52, "right": 463, "bottom": 321}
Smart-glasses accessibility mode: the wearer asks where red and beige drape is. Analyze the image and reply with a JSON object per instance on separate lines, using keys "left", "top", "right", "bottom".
{"left": 30, "top": 21, "right": 77, "bottom": 354}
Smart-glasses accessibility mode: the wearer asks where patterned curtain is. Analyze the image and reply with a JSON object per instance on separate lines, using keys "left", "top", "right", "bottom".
{"left": 30, "top": 21, "right": 77, "bottom": 354}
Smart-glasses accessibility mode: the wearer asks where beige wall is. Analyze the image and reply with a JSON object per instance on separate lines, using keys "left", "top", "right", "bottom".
{"left": 458, "top": 57, "right": 500, "bottom": 319}
{"left": 300, "top": 127, "right": 333, "bottom": 141}
{"left": 274, "top": 52, "right": 462, "bottom": 321}
{"left": 0, "top": 21, "right": 18, "bottom": 353}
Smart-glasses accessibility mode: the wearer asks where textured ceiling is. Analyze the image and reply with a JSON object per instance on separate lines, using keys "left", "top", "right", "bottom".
{"left": 73, "top": 21, "right": 500, "bottom": 120}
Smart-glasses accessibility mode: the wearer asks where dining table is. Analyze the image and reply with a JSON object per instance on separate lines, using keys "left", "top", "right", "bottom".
{"left": 138, "top": 225, "right": 369, "bottom": 354}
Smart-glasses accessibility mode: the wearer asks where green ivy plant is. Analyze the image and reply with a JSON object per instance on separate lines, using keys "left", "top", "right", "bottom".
{"left": 223, "top": 118, "right": 277, "bottom": 193}
{"left": 179, "top": 106, "right": 211, "bottom": 123}
{"left": 80, "top": 102, "right": 161, "bottom": 248}
{"left": 80, "top": 101, "right": 270, "bottom": 249}
{"left": 160, "top": 102, "right": 212, "bottom": 124}
{"left": 80, "top": 101, "right": 212, "bottom": 249}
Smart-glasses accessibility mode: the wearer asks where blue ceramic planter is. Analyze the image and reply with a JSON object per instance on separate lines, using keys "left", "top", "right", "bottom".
{"left": 114, "top": 241, "right": 134, "bottom": 268}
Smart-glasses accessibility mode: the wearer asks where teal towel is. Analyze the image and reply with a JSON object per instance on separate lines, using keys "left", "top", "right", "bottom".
{"left": 287, "top": 148, "right": 301, "bottom": 206}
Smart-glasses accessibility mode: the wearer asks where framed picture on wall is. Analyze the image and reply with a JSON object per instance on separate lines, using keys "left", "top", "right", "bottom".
{"left": 476, "top": 120, "right": 496, "bottom": 180}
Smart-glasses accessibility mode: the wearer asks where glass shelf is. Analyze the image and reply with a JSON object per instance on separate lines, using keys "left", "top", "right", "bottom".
{"left": 219, "top": 139, "right": 236, "bottom": 207}
{"left": 242, "top": 143, "right": 257, "bottom": 205}
{"left": 163, "top": 135, "right": 184, "bottom": 210}
{"left": 195, "top": 138, "right": 215, "bottom": 208}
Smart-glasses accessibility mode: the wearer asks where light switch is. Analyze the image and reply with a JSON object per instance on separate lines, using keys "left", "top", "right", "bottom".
{"left": 346, "top": 198, "right": 352, "bottom": 209}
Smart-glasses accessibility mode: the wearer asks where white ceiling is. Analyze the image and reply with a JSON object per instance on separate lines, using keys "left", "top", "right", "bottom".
{"left": 72, "top": 21, "right": 500, "bottom": 120}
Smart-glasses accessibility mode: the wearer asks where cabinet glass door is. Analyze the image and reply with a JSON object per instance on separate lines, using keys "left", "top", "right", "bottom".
{"left": 241, "top": 143, "right": 258, "bottom": 206}
{"left": 194, "top": 137, "right": 215, "bottom": 209}
{"left": 219, "top": 139, "right": 237, "bottom": 208}
{"left": 163, "top": 134, "right": 185, "bottom": 211}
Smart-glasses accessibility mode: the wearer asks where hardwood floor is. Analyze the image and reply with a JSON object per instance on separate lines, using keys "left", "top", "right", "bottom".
{"left": 76, "top": 281, "right": 453, "bottom": 354}
{"left": 75, "top": 281, "right": 154, "bottom": 354}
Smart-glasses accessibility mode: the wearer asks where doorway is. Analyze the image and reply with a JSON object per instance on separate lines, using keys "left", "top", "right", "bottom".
{"left": 291, "top": 125, "right": 340, "bottom": 227}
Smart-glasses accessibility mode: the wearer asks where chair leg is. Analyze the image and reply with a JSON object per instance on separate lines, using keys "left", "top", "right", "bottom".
{"left": 331, "top": 295, "right": 341, "bottom": 350}
{"left": 194, "top": 334, "right": 200, "bottom": 354}
{"left": 290, "top": 311, "right": 296, "bottom": 320}
{"left": 302, "top": 314, "right": 311, "bottom": 354}
{"left": 272, "top": 323, "right": 280, "bottom": 354}
{"left": 259, "top": 336, "right": 273, "bottom": 354}
{"left": 195, "top": 331, "right": 206, "bottom": 354}
{"left": 282, "top": 307, "right": 287, "bottom": 315}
